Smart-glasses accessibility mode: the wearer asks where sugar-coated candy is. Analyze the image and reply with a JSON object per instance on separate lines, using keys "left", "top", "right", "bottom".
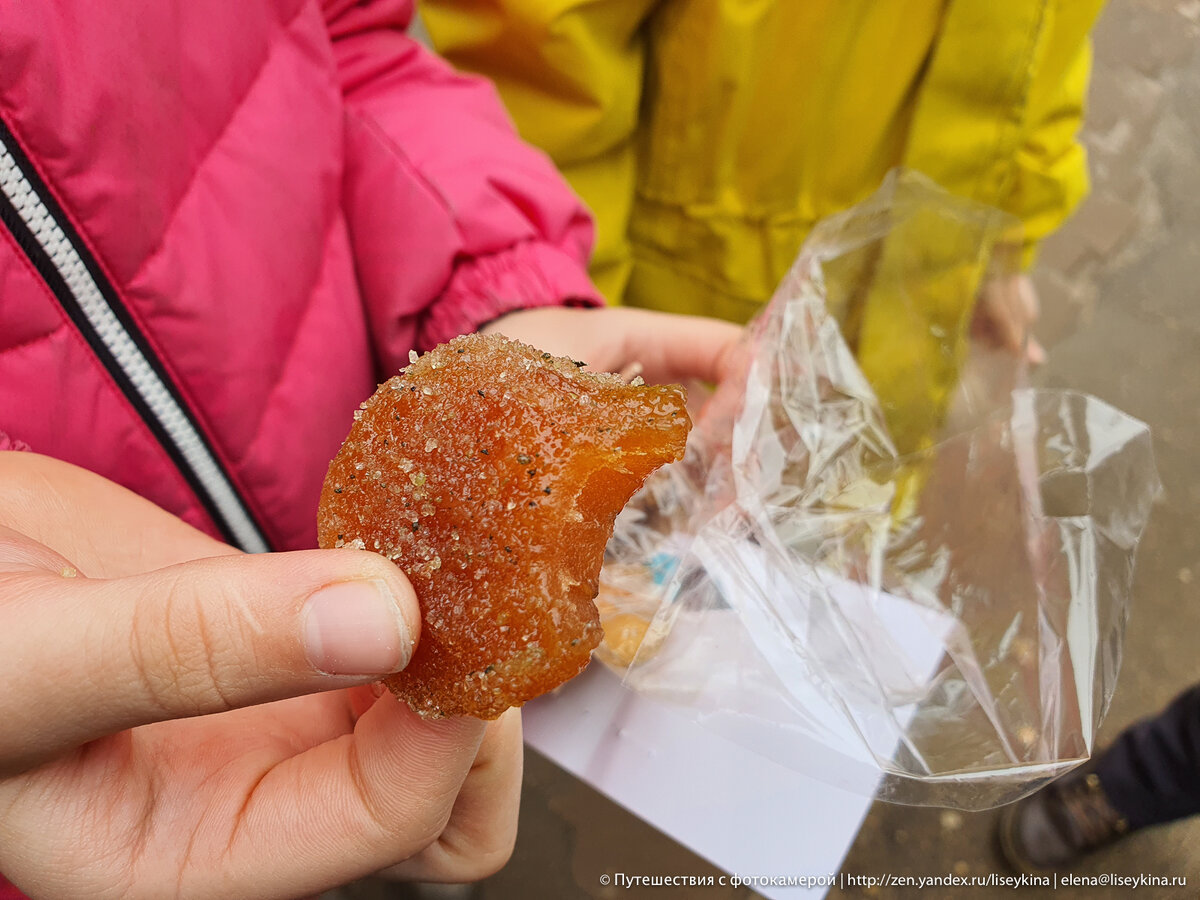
{"left": 318, "top": 333, "right": 690, "bottom": 718}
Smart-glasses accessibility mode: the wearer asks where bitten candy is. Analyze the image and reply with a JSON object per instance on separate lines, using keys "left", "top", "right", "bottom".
{"left": 318, "top": 333, "right": 690, "bottom": 719}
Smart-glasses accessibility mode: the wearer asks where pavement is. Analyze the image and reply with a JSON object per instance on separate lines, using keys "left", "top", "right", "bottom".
{"left": 329, "top": 2, "right": 1200, "bottom": 897}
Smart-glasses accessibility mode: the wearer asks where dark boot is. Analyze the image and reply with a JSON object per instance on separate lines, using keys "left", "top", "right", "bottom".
{"left": 997, "top": 761, "right": 1131, "bottom": 872}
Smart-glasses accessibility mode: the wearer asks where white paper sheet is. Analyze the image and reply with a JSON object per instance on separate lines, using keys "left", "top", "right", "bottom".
{"left": 523, "top": 554, "right": 953, "bottom": 899}
{"left": 524, "top": 664, "right": 869, "bottom": 898}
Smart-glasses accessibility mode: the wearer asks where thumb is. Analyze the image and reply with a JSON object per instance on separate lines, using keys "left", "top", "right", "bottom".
{"left": 0, "top": 542, "right": 419, "bottom": 773}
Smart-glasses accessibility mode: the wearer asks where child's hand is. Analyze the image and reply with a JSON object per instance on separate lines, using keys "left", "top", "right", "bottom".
{"left": 0, "top": 452, "right": 521, "bottom": 898}
{"left": 482, "top": 306, "right": 743, "bottom": 386}
{"left": 973, "top": 273, "right": 1046, "bottom": 364}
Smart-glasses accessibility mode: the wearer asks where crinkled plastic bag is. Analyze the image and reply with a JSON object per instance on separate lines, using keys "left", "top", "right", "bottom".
{"left": 599, "top": 172, "right": 1160, "bottom": 809}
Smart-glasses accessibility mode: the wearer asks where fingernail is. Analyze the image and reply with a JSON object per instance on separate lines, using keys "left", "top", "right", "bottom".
{"left": 303, "top": 580, "right": 413, "bottom": 675}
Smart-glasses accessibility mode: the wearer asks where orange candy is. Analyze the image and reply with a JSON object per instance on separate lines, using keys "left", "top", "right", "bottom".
{"left": 318, "top": 333, "right": 690, "bottom": 718}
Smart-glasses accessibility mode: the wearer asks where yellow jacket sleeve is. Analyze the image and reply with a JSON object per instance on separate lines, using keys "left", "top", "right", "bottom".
{"left": 421, "top": 0, "right": 659, "bottom": 302}
{"left": 1007, "top": 2, "right": 1104, "bottom": 268}
{"left": 901, "top": 0, "right": 1104, "bottom": 269}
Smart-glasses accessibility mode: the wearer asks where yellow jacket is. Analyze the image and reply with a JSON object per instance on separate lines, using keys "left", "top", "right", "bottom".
{"left": 424, "top": 0, "right": 1103, "bottom": 453}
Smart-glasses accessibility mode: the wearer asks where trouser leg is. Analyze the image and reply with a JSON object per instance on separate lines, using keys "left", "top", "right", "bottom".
{"left": 1094, "top": 683, "right": 1200, "bottom": 829}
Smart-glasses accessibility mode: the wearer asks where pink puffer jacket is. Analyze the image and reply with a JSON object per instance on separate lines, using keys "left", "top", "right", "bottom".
{"left": 0, "top": 0, "right": 600, "bottom": 556}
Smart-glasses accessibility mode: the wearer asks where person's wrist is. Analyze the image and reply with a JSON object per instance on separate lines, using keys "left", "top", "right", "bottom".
{"left": 478, "top": 301, "right": 596, "bottom": 334}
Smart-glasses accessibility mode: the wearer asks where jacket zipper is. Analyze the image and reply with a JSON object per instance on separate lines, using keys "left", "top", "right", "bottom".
{"left": 0, "top": 120, "right": 270, "bottom": 553}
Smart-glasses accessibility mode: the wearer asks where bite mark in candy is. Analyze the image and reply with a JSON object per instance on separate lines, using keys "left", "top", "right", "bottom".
{"left": 318, "top": 333, "right": 691, "bottom": 719}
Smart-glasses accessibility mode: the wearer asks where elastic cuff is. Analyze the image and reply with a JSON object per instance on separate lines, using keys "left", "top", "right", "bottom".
{"left": 0, "top": 431, "right": 31, "bottom": 452}
{"left": 418, "top": 241, "right": 604, "bottom": 350}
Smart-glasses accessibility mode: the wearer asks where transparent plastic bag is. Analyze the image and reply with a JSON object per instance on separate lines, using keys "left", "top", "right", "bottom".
{"left": 598, "top": 172, "right": 1160, "bottom": 809}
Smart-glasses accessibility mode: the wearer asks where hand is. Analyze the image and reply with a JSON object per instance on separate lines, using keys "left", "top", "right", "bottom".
{"left": 972, "top": 273, "right": 1046, "bottom": 365}
{"left": 0, "top": 452, "right": 522, "bottom": 899}
{"left": 481, "top": 306, "right": 743, "bottom": 386}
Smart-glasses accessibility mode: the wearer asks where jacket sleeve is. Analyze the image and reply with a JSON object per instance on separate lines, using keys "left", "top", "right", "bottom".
{"left": 323, "top": 0, "right": 602, "bottom": 372}
{"left": 0, "top": 432, "right": 31, "bottom": 453}
{"left": 421, "top": 0, "right": 658, "bottom": 304}
{"left": 1003, "top": 1, "right": 1105, "bottom": 268}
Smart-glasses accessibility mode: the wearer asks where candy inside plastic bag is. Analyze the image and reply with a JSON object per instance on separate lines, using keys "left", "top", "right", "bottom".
{"left": 598, "top": 172, "right": 1160, "bottom": 809}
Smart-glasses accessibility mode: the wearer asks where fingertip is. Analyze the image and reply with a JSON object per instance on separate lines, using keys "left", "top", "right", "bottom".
{"left": 483, "top": 707, "right": 524, "bottom": 752}
{"left": 302, "top": 578, "right": 415, "bottom": 676}
{"left": 328, "top": 549, "right": 418, "bottom": 604}
{"left": 1028, "top": 338, "right": 1047, "bottom": 366}
{"left": 351, "top": 551, "right": 423, "bottom": 657}
{"left": 301, "top": 549, "right": 423, "bottom": 664}
{"left": 360, "top": 687, "right": 488, "bottom": 748}
{"left": 352, "top": 695, "right": 488, "bottom": 795}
